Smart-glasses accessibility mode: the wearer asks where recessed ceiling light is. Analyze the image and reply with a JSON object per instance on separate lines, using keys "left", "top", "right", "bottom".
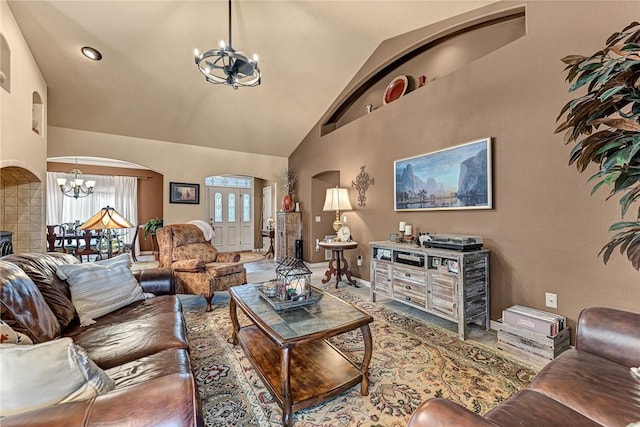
{"left": 81, "top": 46, "right": 102, "bottom": 61}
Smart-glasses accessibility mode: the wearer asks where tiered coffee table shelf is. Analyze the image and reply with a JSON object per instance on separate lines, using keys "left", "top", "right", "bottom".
{"left": 229, "top": 284, "right": 373, "bottom": 427}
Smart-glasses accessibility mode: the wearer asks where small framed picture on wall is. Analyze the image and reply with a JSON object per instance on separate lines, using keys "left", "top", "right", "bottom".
{"left": 170, "top": 182, "right": 200, "bottom": 204}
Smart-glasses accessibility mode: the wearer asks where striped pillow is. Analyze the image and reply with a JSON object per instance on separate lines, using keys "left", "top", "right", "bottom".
{"left": 55, "top": 253, "right": 131, "bottom": 281}
{"left": 57, "top": 262, "right": 145, "bottom": 326}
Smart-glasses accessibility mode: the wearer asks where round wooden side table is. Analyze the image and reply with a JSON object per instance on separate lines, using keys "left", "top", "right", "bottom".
{"left": 318, "top": 240, "right": 358, "bottom": 288}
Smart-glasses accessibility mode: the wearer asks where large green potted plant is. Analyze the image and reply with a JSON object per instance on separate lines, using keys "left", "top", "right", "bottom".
{"left": 556, "top": 21, "right": 640, "bottom": 269}
{"left": 142, "top": 217, "right": 163, "bottom": 259}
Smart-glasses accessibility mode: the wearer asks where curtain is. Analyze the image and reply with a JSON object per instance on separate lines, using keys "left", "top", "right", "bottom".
{"left": 46, "top": 172, "right": 138, "bottom": 245}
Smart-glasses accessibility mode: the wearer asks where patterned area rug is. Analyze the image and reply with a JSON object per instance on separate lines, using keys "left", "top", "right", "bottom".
{"left": 183, "top": 288, "right": 538, "bottom": 426}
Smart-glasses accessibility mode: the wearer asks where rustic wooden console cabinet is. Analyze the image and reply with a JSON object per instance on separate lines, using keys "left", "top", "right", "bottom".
{"left": 370, "top": 241, "right": 490, "bottom": 340}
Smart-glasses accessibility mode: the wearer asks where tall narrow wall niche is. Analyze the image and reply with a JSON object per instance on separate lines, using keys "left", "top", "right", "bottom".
{"left": 0, "top": 33, "right": 10, "bottom": 93}
{"left": 32, "top": 91, "right": 43, "bottom": 136}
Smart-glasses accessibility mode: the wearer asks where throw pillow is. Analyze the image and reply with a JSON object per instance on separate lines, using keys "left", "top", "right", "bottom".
{"left": 55, "top": 252, "right": 131, "bottom": 281}
{"left": 0, "top": 320, "right": 33, "bottom": 345}
{"left": 56, "top": 261, "right": 145, "bottom": 326}
{"left": 0, "top": 337, "right": 115, "bottom": 417}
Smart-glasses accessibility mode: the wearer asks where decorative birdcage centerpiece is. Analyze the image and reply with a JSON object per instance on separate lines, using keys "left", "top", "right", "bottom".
{"left": 275, "top": 257, "right": 311, "bottom": 302}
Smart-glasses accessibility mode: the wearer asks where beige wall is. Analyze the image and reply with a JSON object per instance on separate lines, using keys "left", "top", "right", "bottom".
{"left": 47, "top": 127, "right": 288, "bottom": 227}
{"left": 0, "top": 0, "right": 47, "bottom": 171}
{"left": 290, "top": 1, "right": 640, "bottom": 333}
{"left": 0, "top": 0, "right": 48, "bottom": 252}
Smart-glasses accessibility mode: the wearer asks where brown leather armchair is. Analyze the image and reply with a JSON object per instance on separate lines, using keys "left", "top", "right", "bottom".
{"left": 156, "top": 224, "right": 247, "bottom": 311}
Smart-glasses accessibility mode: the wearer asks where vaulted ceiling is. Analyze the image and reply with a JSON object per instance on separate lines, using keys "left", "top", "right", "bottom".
{"left": 8, "top": 1, "right": 493, "bottom": 157}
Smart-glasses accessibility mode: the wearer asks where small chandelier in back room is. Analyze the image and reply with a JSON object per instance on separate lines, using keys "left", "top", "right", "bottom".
{"left": 56, "top": 159, "right": 95, "bottom": 199}
{"left": 193, "top": 0, "right": 261, "bottom": 90}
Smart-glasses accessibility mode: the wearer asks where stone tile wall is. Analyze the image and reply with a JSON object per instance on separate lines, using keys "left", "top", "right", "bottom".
{"left": 0, "top": 166, "right": 44, "bottom": 253}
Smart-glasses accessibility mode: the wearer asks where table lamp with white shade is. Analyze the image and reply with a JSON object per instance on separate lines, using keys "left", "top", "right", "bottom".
{"left": 323, "top": 187, "right": 352, "bottom": 232}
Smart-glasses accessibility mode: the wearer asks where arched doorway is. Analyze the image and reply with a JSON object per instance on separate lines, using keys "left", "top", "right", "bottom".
{"left": 308, "top": 170, "right": 341, "bottom": 263}
{"left": 46, "top": 156, "right": 163, "bottom": 257}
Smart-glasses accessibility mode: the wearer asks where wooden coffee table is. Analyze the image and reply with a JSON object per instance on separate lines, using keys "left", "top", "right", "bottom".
{"left": 229, "top": 283, "right": 373, "bottom": 426}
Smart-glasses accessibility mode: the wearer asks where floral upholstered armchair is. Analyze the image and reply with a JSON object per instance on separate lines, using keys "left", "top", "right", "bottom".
{"left": 156, "top": 224, "right": 247, "bottom": 311}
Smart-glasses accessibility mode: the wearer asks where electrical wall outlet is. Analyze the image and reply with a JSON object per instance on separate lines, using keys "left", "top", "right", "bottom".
{"left": 545, "top": 292, "right": 557, "bottom": 309}
{"left": 315, "top": 239, "right": 320, "bottom": 251}
{"left": 343, "top": 215, "right": 347, "bottom": 223}
{"left": 315, "top": 216, "right": 321, "bottom": 222}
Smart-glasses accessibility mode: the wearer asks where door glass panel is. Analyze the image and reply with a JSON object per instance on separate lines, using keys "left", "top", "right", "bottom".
{"left": 243, "top": 194, "right": 250, "bottom": 222}
{"left": 228, "top": 194, "right": 236, "bottom": 222}
{"left": 205, "top": 176, "right": 252, "bottom": 188}
{"left": 214, "top": 192, "right": 222, "bottom": 222}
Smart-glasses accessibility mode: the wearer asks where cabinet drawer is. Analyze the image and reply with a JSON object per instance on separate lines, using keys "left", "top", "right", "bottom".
{"left": 374, "top": 279, "right": 392, "bottom": 295}
{"left": 374, "top": 262, "right": 392, "bottom": 280}
{"left": 394, "top": 282, "right": 426, "bottom": 307}
{"left": 430, "top": 274, "right": 457, "bottom": 319}
{"left": 372, "top": 261, "right": 392, "bottom": 296}
{"left": 393, "top": 265, "right": 426, "bottom": 285}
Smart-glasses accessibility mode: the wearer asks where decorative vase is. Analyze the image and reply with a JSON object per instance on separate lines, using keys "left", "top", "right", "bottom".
{"left": 282, "top": 194, "right": 294, "bottom": 212}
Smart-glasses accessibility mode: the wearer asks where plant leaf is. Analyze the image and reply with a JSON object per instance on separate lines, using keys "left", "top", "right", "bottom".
{"left": 561, "top": 55, "right": 587, "bottom": 65}
{"left": 599, "top": 85, "right": 625, "bottom": 101}
{"left": 608, "top": 221, "right": 640, "bottom": 231}
{"left": 591, "top": 118, "right": 640, "bottom": 132}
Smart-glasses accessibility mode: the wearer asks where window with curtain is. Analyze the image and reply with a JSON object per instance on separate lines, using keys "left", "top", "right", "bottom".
{"left": 46, "top": 172, "right": 138, "bottom": 244}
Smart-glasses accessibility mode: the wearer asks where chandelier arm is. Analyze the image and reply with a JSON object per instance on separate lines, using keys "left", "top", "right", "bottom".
{"left": 228, "top": 0, "right": 232, "bottom": 49}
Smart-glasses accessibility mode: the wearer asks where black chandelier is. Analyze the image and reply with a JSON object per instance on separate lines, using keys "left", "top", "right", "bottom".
{"left": 193, "top": 0, "right": 260, "bottom": 89}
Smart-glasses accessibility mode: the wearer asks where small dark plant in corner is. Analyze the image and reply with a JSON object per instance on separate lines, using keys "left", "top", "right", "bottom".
{"left": 556, "top": 22, "right": 640, "bottom": 269}
{"left": 143, "top": 217, "right": 163, "bottom": 238}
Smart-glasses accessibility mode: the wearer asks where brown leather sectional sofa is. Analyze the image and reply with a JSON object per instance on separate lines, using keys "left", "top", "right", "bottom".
{"left": 407, "top": 307, "right": 640, "bottom": 426}
{"left": 0, "top": 252, "right": 203, "bottom": 426}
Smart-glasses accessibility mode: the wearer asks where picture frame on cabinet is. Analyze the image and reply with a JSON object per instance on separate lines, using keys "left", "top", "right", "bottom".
{"left": 394, "top": 137, "right": 492, "bottom": 211}
{"left": 170, "top": 182, "right": 200, "bottom": 204}
{"left": 448, "top": 260, "right": 459, "bottom": 274}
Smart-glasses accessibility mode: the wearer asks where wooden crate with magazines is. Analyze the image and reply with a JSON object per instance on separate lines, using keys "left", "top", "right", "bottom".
{"left": 496, "top": 320, "right": 570, "bottom": 366}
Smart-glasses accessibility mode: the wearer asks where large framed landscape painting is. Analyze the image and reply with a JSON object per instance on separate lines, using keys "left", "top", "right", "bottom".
{"left": 394, "top": 137, "right": 492, "bottom": 211}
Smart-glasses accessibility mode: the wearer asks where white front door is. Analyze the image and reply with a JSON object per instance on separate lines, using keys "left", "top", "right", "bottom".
{"left": 206, "top": 184, "right": 253, "bottom": 252}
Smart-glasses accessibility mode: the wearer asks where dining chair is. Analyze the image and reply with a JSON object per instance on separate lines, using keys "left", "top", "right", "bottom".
{"left": 75, "top": 229, "right": 102, "bottom": 262}
{"left": 46, "top": 225, "right": 65, "bottom": 252}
